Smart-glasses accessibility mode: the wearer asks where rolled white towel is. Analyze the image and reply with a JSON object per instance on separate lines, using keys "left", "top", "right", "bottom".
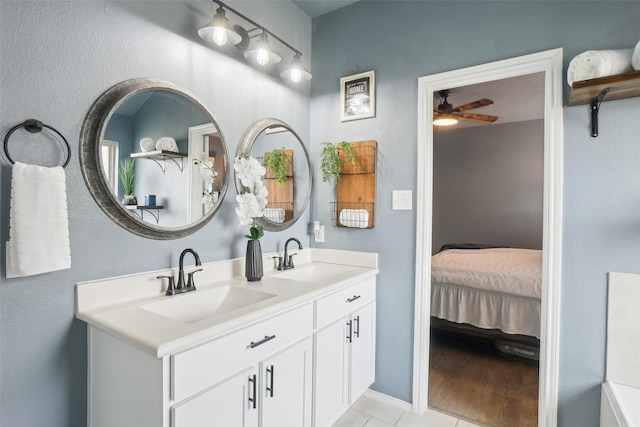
{"left": 339, "top": 209, "right": 369, "bottom": 228}
{"left": 632, "top": 41, "right": 640, "bottom": 70}
{"left": 567, "top": 49, "right": 633, "bottom": 86}
{"left": 156, "top": 136, "right": 177, "bottom": 151}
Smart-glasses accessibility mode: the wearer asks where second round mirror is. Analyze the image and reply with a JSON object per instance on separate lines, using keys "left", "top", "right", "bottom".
{"left": 236, "top": 118, "right": 312, "bottom": 231}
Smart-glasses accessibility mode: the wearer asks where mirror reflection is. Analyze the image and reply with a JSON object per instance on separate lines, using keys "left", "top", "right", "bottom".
{"left": 236, "top": 119, "right": 311, "bottom": 231}
{"left": 102, "top": 90, "right": 226, "bottom": 226}
{"left": 80, "top": 78, "right": 229, "bottom": 239}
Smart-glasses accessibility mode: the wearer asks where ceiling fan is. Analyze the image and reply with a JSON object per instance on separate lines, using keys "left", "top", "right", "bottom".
{"left": 433, "top": 89, "right": 499, "bottom": 126}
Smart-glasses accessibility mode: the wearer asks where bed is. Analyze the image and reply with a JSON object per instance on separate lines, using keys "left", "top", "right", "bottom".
{"left": 430, "top": 244, "right": 542, "bottom": 361}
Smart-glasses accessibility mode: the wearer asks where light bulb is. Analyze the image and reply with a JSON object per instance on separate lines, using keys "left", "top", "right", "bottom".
{"left": 256, "top": 48, "right": 269, "bottom": 66}
{"left": 290, "top": 69, "right": 302, "bottom": 83}
{"left": 212, "top": 27, "right": 227, "bottom": 46}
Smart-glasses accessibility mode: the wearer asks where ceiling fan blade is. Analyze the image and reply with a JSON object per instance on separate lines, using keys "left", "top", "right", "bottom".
{"left": 454, "top": 112, "right": 499, "bottom": 122}
{"left": 453, "top": 98, "right": 493, "bottom": 112}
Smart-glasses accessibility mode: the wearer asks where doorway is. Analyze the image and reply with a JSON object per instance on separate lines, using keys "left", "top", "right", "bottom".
{"left": 412, "top": 49, "right": 564, "bottom": 427}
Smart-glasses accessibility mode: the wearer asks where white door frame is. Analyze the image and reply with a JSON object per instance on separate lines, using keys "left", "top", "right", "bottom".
{"left": 188, "top": 123, "right": 216, "bottom": 222}
{"left": 412, "top": 48, "right": 563, "bottom": 427}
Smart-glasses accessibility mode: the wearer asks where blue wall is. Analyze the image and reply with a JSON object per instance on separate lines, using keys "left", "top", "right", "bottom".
{"left": 309, "top": 1, "right": 640, "bottom": 426}
{"left": 0, "top": 1, "right": 311, "bottom": 426}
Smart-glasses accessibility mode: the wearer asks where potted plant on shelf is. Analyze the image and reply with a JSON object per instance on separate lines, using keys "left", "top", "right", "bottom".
{"left": 263, "top": 147, "right": 290, "bottom": 184}
{"left": 119, "top": 158, "right": 137, "bottom": 205}
{"left": 234, "top": 155, "right": 268, "bottom": 282}
{"left": 320, "top": 141, "right": 355, "bottom": 183}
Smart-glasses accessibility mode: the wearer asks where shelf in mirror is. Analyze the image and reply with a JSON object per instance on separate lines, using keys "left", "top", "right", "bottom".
{"left": 131, "top": 150, "right": 187, "bottom": 173}
{"left": 125, "top": 205, "right": 165, "bottom": 223}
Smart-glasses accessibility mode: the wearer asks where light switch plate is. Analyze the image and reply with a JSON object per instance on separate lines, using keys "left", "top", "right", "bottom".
{"left": 392, "top": 190, "right": 412, "bottom": 210}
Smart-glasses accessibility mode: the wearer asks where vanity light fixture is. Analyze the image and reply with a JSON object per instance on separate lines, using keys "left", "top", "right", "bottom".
{"left": 198, "top": 0, "right": 312, "bottom": 82}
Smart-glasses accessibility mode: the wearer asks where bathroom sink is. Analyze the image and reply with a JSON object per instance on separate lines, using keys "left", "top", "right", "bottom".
{"left": 271, "top": 263, "right": 355, "bottom": 283}
{"left": 141, "top": 286, "right": 276, "bottom": 324}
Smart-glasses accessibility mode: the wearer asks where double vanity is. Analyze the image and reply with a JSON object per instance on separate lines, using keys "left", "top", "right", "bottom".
{"left": 76, "top": 248, "right": 378, "bottom": 427}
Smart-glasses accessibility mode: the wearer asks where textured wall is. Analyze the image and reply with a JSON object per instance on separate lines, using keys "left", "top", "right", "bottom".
{"left": 309, "top": 1, "right": 640, "bottom": 425}
{"left": 0, "top": 2, "right": 311, "bottom": 426}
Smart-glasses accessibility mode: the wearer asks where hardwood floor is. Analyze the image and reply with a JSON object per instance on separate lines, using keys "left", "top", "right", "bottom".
{"left": 428, "top": 330, "right": 539, "bottom": 427}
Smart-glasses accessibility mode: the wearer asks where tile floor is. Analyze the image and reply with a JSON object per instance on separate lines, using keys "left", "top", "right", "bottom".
{"left": 332, "top": 395, "right": 483, "bottom": 427}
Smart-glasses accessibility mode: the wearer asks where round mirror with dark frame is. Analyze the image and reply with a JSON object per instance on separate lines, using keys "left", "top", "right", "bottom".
{"left": 80, "top": 78, "right": 229, "bottom": 239}
{"left": 236, "top": 118, "right": 312, "bottom": 232}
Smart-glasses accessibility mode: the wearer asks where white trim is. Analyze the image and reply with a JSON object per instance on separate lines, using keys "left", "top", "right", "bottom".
{"left": 187, "top": 123, "right": 216, "bottom": 223}
{"left": 363, "top": 389, "right": 414, "bottom": 413}
{"left": 412, "top": 48, "right": 563, "bottom": 427}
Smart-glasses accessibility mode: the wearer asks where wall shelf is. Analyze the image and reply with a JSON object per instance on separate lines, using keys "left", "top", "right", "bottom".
{"left": 125, "top": 205, "right": 164, "bottom": 223}
{"left": 568, "top": 70, "right": 640, "bottom": 137}
{"left": 130, "top": 150, "right": 187, "bottom": 173}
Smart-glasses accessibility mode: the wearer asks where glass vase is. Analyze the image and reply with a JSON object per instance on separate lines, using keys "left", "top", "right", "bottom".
{"left": 245, "top": 239, "right": 263, "bottom": 282}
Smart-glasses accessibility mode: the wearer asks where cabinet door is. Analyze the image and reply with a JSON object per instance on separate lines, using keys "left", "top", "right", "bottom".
{"left": 260, "top": 337, "right": 312, "bottom": 427}
{"left": 172, "top": 367, "right": 259, "bottom": 427}
{"left": 349, "top": 302, "right": 376, "bottom": 403}
{"left": 313, "top": 316, "right": 349, "bottom": 427}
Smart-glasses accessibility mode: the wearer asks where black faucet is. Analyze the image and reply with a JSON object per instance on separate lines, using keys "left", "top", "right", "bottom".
{"left": 279, "top": 237, "right": 302, "bottom": 270}
{"left": 175, "top": 248, "right": 202, "bottom": 294}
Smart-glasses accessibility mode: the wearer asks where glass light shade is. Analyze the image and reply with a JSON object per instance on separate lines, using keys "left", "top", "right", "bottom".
{"left": 244, "top": 33, "right": 281, "bottom": 66}
{"left": 280, "top": 54, "right": 312, "bottom": 83}
{"left": 198, "top": 7, "right": 242, "bottom": 47}
{"left": 433, "top": 115, "right": 458, "bottom": 126}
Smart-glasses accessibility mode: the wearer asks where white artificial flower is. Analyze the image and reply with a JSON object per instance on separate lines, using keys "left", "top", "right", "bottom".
{"left": 233, "top": 156, "right": 269, "bottom": 228}
{"left": 234, "top": 156, "right": 266, "bottom": 192}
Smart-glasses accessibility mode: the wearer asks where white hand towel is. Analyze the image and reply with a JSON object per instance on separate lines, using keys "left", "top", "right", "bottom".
{"left": 567, "top": 49, "right": 633, "bottom": 87}
{"left": 339, "top": 209, "right": 369, "bottom": 228}
{"left": 263, "top": 208, "right": 285, "bottom": 223}
{"left": 632, "top": 41, "right": 640, "bottom": 70}
{"left": 6, "top": 162, "right": 71, "bottom": 278}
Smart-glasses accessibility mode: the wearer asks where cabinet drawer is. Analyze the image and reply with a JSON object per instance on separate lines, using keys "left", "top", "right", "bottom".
{"left": 171, "top": 302, "right": 313, "bottom": 402}
{"left": 315, "top": 277, "right": 375, "bottom": 329}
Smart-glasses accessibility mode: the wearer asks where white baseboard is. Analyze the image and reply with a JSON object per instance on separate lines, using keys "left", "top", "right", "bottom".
{"left": 363, "top": 389, "right": 414, "bottom": 413}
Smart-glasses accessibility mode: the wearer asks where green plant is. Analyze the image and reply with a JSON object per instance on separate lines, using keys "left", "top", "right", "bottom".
{"left": 263, "top": 147, "right": 289, "bottom": 184}
{"left": 245, "top": 224, "right": 264, "bottom": 240}
{"left": 119, "top": 158, "right": 135, "bottom": 198}
{"left": 320, "top": 141, "right": 355, "bottom": 182}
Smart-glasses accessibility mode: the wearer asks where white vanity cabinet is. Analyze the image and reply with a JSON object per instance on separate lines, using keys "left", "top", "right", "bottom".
{"left": 313, "top": 277, "right": 377, "bottom": 427}
{"left": 87, "top": 302, "right": 313, "bottom": 427}
{"left": 78, "top": 251, "right": 379, "bottom": 427}
{"left": 172, "top": 337, "right": 312, "bottom": 427}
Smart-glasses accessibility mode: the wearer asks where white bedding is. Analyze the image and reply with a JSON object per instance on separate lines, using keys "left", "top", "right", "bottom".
{"left": 431, "top": 248, "right": 542, "bottom": 338}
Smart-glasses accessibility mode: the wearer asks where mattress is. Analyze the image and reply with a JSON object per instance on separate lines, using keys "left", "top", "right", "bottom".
{"left": 431, "top": 248, "right": 542, "bottom": 338}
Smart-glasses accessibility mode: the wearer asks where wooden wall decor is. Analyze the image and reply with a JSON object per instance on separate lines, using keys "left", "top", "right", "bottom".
{"left": 333, "top": 140, "right": 377, "bottom": 228}
{"left": 263, "top": 149, "right": 294, "bottom": 222}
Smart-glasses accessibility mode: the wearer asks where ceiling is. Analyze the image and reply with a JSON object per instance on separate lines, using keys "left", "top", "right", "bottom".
{"left": 291, "top": 0, "right": 359, "bottom": 18}
{"left": 434, "top": 73, "right": 545, "bottom": 129}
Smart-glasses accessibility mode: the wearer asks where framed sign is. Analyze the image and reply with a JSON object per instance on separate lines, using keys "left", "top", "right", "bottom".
{"left": 340, "top": 70, "right": 375, "bottom": 122}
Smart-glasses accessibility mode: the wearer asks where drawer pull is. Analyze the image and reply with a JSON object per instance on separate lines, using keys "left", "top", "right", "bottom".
{"left": 354, "top": 315, "right": 360, "bottom": 338}
{"left": 249, "top": 334, "right": 276, "bottom": 348}
{"left": 248, "top": 374, "right": 257, "bottom": 409}
{"left": 346, "top": 295, "right": 361, "bottom": 303}
{"left": 266, "top": 365, "right": 275, "bottom": 397}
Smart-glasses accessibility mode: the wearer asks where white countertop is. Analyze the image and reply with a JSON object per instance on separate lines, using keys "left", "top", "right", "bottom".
{"left": 76, "top": 248, "right": 378, "bottom": 357}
